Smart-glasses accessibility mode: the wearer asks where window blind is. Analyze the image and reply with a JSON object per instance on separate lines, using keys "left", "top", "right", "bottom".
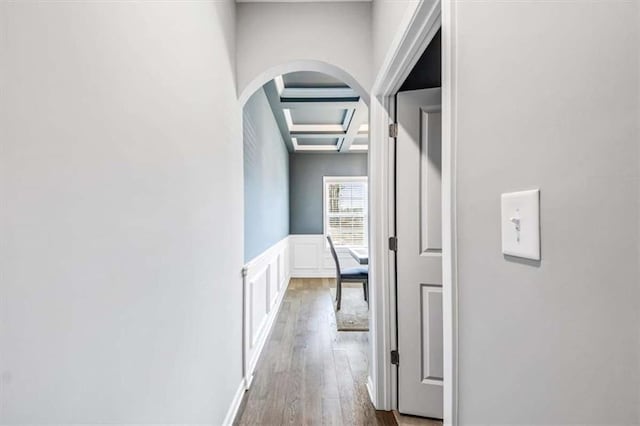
{"left": 324, "top": 177, "right": 368, "bottom": 247}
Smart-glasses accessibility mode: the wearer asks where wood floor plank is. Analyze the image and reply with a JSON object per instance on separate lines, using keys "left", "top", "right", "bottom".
{"left": 321, "top": 397, "right": 343, "bottom": 426}
{"left": 333, "top": 348, "right": 358, "bottom": 425}
{"left": 258, "top": 371, "right": 287, "bottom": 425}
{"left": 237, "top": 278, "right": 423, "bottom": 426}
{"left": 282, "top": 345, "right": 304, "bottom": 423}
{"left": 237, "top": 392, "right": 264, "bottom": 426}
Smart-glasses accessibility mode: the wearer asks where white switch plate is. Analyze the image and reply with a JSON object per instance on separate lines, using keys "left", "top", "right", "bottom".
{"left": 501, "top": 189, "right": 540, "bottom": 260}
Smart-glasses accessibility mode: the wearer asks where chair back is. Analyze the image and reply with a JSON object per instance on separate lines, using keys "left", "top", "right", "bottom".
{"left": 326, "top": 235, "right": 341, "bottom": 278}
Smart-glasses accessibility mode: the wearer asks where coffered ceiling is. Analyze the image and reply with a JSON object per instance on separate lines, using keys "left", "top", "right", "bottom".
{"left": 263, "top": 71, "right": 368, "bottom": 153}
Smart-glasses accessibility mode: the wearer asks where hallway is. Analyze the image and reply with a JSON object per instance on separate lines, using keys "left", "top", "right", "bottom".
{"left": 236, "top": 278, "right": 392, "bottom": 425}
{"left": 3, "top": 0, "right": 640, "bottom": 424}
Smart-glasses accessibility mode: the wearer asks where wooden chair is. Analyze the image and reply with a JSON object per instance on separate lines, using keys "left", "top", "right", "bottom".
{"left": 326, "top": 235, "right": 369, "bottom": 310}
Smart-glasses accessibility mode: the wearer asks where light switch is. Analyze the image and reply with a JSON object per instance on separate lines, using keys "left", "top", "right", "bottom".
{"left": 501, "top": 189, "right": 540, "bottom": 260}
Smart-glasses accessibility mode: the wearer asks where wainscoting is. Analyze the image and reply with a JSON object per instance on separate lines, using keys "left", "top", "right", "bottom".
{"left": 242, "top": 236, "right": 290, "bottom": 391}
{"left": 242, "top": 234, "right": 358, "bottom": 387}
{"left": 290, "top": 234, "right": 361, "bottom": 278}
{"left": 227, "top": 234, "right": 363, "bottom": 424}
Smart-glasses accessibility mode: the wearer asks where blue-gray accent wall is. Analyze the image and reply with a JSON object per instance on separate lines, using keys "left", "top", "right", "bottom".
{"left": 289, "top": 153, "right": 368, "bottom": 234}
{"left": 243, "top": 88, "right": 290, "bottom": 262}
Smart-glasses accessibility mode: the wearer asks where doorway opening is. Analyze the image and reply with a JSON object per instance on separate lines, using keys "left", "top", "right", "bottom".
{"left": 393, "top": 28, "right": 443, "bottom": 421}
{"left": 367, "top": 0, "right": 454, "bottom": 423}
{"left": 238, "top": 67, "right": 383, "bottom": 424}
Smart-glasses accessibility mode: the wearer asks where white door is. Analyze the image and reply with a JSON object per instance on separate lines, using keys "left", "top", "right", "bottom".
{"left": 396, "top": 88, "right": 443, "bottom": 419}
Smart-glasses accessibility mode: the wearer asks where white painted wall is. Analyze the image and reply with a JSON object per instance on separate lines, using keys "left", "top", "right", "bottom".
{"left": 236, "top": 2, "right": 372, "bottom": 97}
{"left": 372, "top": 0, "right": 419, "bottom": 77}
{"left": 0, "top": 1, "right": 244, "bottom": 423}
{"left": 452, "top": 2, "right": 640, "bottom": 423}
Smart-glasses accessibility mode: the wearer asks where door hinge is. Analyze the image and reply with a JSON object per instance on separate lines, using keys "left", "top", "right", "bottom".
{"left": 391, "top": 350, "right": 399, "bottom": 365}
{"left": 389, "top": 122, "right": 398, "bottom": 138}
{"left": 389, "top": 236, "right": 398, "bottom": 252}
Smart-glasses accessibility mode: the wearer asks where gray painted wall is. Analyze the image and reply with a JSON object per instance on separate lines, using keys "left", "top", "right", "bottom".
{"left": 244, "top": 88, "right": 289, "bottom": 262}
{"left": 289, "top": 153, "right": 367, "bottom": 234}
{"left": 453, "top": 2, "right": 640, "bottom": 423}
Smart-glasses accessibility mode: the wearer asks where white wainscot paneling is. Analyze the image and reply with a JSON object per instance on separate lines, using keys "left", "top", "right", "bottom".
{"left": 249, "top": 268, "right": 269, "bottom": 347}
{"left": 242, "top": 237, "right": 290, "bottom": 389}
{"left": 293, "top": 242, "right": 318, "bottom": 270}
{"left": 241, "top": 235, "right": 360, "bottom": 391}
{"left": 289, "top": 234, "right": 361, "bottom": 278}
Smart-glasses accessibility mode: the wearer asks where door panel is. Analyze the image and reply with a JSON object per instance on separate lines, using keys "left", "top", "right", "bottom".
{"left": 422, "top": 285, "right": 443, "bottom": 383}
{"left": 420, "top": 109, "right": 442, "bottom": 253}
{"left": 396, "top": 88, "right": 443, "bottom": 419}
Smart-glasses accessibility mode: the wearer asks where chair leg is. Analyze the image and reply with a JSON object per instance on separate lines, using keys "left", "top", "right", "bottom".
{"left": 364, "top": 280, "right": 369, "bottom": 308}
{"left": 336, "top": 278, "right": 342, "bottom": 311}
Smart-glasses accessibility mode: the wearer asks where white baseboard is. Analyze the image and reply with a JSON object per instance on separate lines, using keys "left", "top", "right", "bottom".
{"left": 222, "top": 380, "right": 247, "bottom": 426}
{"left": 290, "top": 270, "right": 334, "bottom": 278}
{"left": 366, "top": 375, "right": 377, "bottom": 408}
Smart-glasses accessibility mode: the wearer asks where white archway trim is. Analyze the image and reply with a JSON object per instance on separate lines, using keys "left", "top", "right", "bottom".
{"left": 237, "top": 60, "right": 370, "bottom": 107}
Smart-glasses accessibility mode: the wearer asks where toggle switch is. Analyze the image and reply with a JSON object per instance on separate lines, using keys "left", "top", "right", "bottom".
{"left": 501, "top": 189, "right": 540, "bottom": 260}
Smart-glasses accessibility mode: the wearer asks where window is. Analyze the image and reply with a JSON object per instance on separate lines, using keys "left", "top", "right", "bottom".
{"left": 323, "top": 176, "right": 368, "bottom": 247}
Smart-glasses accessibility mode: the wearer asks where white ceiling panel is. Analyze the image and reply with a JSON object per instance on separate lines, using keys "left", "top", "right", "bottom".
{"left": 296, "top": 137, "right": 340, "bottom": 146}
{"left": 290, "top": 108, "right": 347, "bottom": 125}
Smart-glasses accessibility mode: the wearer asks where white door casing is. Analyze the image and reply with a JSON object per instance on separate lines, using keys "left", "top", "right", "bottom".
{"left": 396, "top": 87, "right": 443, "bottom": 418}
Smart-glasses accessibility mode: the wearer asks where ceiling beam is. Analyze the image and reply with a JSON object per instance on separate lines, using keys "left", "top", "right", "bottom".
{"left": 263, "top": 80, "right": 295, "bottom": 152}
{"left": 280, "top": 100, "right": 360, "bottom": 110}
{"left": 290, "top": 132, "right": 346, "bottom": 138}
{"left": 288, "top": 124, "right": 346, "bottom": 132}
{"left": 280, "top": 87, "right": 358, "bottom": 99}
{"left": 282, "top": 108, "right": 347, "bottom": 133}
{"left": 339, "top": 99, "right": 368, "bottom": 152}
{"left": 291, "top": 138, "right": 339, "bottom": 152}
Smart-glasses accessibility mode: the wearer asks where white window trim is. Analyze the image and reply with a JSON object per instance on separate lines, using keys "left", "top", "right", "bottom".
{"left": 323, "top": 176, "right": 369, "bottom": 248}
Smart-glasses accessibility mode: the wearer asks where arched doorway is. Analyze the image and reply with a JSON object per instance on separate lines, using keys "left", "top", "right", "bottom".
{"left": 239, "top": 61, "right": 377, "bottom": 424}
{"left": 238, "top": 60, "right": 370, "bottom": 108}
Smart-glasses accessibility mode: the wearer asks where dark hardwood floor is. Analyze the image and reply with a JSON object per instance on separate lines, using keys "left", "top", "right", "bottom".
{"left": 235, "top": 278, "right": 396, "bottom": 425}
